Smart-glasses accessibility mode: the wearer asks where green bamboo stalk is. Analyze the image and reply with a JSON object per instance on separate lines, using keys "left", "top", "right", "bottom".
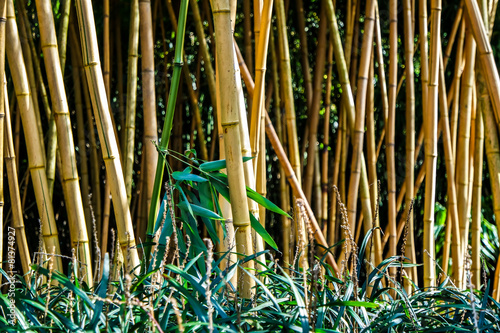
{"left": 146, "top": 0, "right": 189, "bottom": 264}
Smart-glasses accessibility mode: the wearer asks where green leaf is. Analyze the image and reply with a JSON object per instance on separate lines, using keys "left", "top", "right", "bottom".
{"left": 319, "top": 301, "right": 379, "bottom": 308}
{"left": 250, "top": 213, "right": 278, "bottom": 251}
{"left": 88, "top": 253, "right": 110, "bottom": 329}
{"left": 199, "top": 156, "right": 253, "bottom": 172}
{"left": 172, "top": 167, "right": 208, "bottom": 183}
{"left": 178, "top": 201, "right": 223, "bottom": 220}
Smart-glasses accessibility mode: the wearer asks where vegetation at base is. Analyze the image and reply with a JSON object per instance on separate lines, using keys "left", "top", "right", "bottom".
{"left": 2, "top": 153, "right": 500, "bottom": 332}
{"left": 2, "top": 238, "right": 500, "bottom": 332}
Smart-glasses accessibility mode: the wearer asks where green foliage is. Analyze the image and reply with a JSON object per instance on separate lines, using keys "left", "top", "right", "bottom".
{"left": 3, "top": 232, "right": 500, "bottom": 332}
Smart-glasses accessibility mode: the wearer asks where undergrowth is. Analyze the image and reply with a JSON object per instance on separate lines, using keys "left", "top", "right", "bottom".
{"left": 1, "top": 152, "right": 500, "bottom": 332}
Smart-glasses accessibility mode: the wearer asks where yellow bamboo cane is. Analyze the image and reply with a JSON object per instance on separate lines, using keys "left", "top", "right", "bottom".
{"left": 6, "top": 0, "right": 63, "bottom": 273}
{"left": 74, "top": 0, "right": 140, "bottom": 273}
{"left": 211, "top": 0, "right": 255, "bottom": 297}
{"left": 4, "top": 83, "right": 31, "bottom": 277}
{"left": 423, "top": 0, "right": 441, "bottom": 287}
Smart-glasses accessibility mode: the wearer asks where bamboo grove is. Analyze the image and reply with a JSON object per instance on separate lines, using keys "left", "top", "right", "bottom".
{"left": 3, "top": 0, "right": 500, "bottom": 298}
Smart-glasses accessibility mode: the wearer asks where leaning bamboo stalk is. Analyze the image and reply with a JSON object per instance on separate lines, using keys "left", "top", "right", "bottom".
{"left": 323, "top": 0, "right": 374, "bottom": 250}
{"left": 423, "top": 0, "right": 441, "bottom": 287}
{"left": 74, "top": 0, "right": 140, "bottom": 272}
{"left": 70, "top": 22, "right": 102, "bottom": 246}
{"left": 123, "top": 0, "right": 140, "bottom": 203}
{"left": 481, "top": 86, "right": 500, "bottom": 300}
{"left": 237, "top": 45, "right": 338, "bottom": 272}
{"left": 472, "top": 0, "right": 490, "bottom": 292}
{"left": 464, "top": 0, "right": 500, "bottom": 128}
{"left": 456, "top": 32, "right": 476, "bottom": 256}
{"left": 211, "top": 0, "right": 255, "bottom": 297}
{"left": 4, "top": 83, "right": 31, "bottom": 276}
{"left": 35, "top": 0, "right": 93, "bottom": 285}
{"left": 263, "top": 109, "right": 339, "bottom": 273}
{"left": 403, "top": 0, "right": 417, "bottom": 286}
{"left": 6, "top": 0, "right": 63, "bottom": 272}
{"left": 139, "top": 0, "right": 159, "bottom": 220}
{"left": 145, "top": 0, "right": 188, "bottom": 264}
{"left": 165, "top": 2, "right": 208, "bottom": 163}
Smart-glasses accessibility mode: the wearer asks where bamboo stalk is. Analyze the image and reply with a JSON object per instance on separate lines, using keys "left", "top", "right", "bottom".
{"left": 423, "top": 0, "right": 441, "bottom": 287}
{"left": 275, "top": 0, "right": 301, "bottom": 184}
{"left": 451, "top": 22, "right": 466, "bottom": 159}
{"left": 323, "top": 0, "right": 374, "bottom": 255}
{"left": 481, "top": 85, "right": 500, "bottom": 300}
{"left": 304, "top": 10, "right": 327, "bottom": 203}
{"left": 243, "top": 0, "right": 253, "bottom": 75}
{"left": 456, "top": 31, "right": 476, "bottom": 257}
{"left": 211, "top": 0, "right": 255, "bottom": 297}
{"left": 471, "top": 90, "right": 484, "bottom": 290}
{"left": 295, "top": 0, "right": 313, "bottom": 109}
{"left": 403, "top": 0, "right": 417, "bottom": 286}
{"left": 321, "top": 43, "right": 333, "bottom": 234}
{"left": 139, "top": 0, "right": 159, "bottom": 222}
{"left": 464, "top": 0, "right": 500, "bottom": 128}
{"left": 438, "top": 54, "right": 463, "bottom": 287}
{"left": 249, "top": 0, "right": 273, "bottom": 167}
{"left": 0, "top": 0, "right": 4, "bottom": 280}
{"left": 4, "top": 83, "right": 31, "bottom": 276}
{"left": 387, "top": 0, "right": 398, "bottom": 269}
{"left": 75, "top": 0, "right": 140, "bottom": 272}
{"left": 145, "top": 0, "right": 189, "bottom": 264}
{"left": 6, "top": 0, "right": 63, "bottom": 273}
{"left": 36, "top": 0, "right": 93, "bottom": 285}
{"left": 123, "top": 0, "right": 140, "bottom": 203}
{"left": 71, "top": 38, "right": 92, "bottom": 246}
{"left": 57, "top": 0, "right": 71, "bottom": 74}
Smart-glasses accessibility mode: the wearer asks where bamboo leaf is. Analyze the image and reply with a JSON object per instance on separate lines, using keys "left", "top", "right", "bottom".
{"left": 250, "top": 213, "right": 278, "bottom": 251}
{"left": 172, "top": 167, "right": 208, "bottom": 183}
{"left": 199, "top": 156, "right": 253, "bottom": 172}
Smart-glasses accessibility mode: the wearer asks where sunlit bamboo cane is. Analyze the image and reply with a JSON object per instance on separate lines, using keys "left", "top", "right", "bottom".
{"left": 423, "top": 0, "right": 441, "bottom": 287}
{"left": 35, "top": 0, "right": 93, "bottom": 284}
{"left": 6, "top": 0, "right": 63, "bottom": 273}
{"left": 75, "top": 0, "right": 140, "bottom": 272}
{"left": 211, "top": 0, "right": 255, "bottom": 297}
